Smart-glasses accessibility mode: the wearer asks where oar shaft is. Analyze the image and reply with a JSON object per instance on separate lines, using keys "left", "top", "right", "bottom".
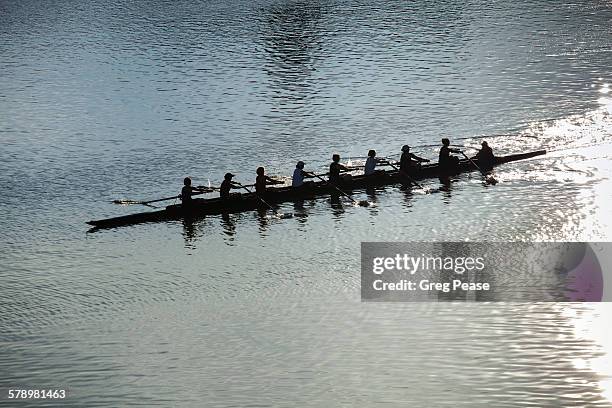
{"left": 118, "top": 189, "right": 212, "bottom": 206}
{"left": 143, "top": 189, "right": 212, "bottom": 205}
{"left": 460, "top": 151, "right": 498, "bottom": 184}
{"left": 384, "top": 161, "right": 424, "bottom": 189}
{"left": 237, "top": 184, "right": 279, "bottom": 214}
{"left": 460, "top": 152, "right": 485, "bottom": 174}
{"left": 312, "top": 174, "right": 357, "bottom": 204}
{"left": 140, "top": 195, "right": 180, "bottom": 205}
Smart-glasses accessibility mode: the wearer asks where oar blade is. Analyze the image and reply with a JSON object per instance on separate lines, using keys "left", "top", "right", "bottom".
{"left": 113, "top": 199, "right": 143, "bottom": 205}
{"left": 485, "top": 176, "right": 498, "bottom": 185}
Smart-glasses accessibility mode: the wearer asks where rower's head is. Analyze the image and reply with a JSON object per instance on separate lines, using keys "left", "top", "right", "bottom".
{"left": 296, "top": 161, "right": 305, "bottom": 169}
{"left": 332, "top": 154, "right": 340, "bottom": 163}
{"left": 481, "top": 141, "right": 489, "bottom": 147}
{"left": 184, "top": 177, "right": 191, "bottom": 186}
{"left": 401, "top": 145, "right": 410, "bottom": 152}
{"left": 224, "top": 173, "right": 234, "bottom": 180}
{"left": 442, "top": 138, "right": 450, "bottom": 146}
{"left": 256, "top": 166, "right": 265, "bottom": 175}
{"left": 368, "top": 149, "right": 376, "bottom": 157}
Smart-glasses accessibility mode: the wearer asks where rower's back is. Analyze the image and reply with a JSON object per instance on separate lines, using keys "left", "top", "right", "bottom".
{"left": 220, "top": 180, "right": 230, "bottom": 199}
{"left": 476, "top": 142, "right": 495, "bottom": 169}
{"left": 329, "top": 154, "right": 342, "bottom": 183}
{"left": 439, "top": 145, "right": 450, "bottom": 163}
{"left": 439, "top": 138, "right": 458, "bottom": 168}
{"left": 364, "top": 150, "right": 377, "bottom": 175}
{"left": 255, "top": 176, "right": 266, "bottom": 194}
{"left": 255, "top": 167, "right": 266, "bottom": 194}
{"left": 181, "top": 177, "right": 193, "bottom": 206}
{"left": 292, "top": 161, "right": 306, "bottom": 187}
{"left": 400, "top": 145, "right": 414, "bottom": 173}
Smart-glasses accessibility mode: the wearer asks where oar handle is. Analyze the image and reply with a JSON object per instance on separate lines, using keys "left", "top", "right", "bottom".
{"left": 233, "top": 182, "right": 251, "bottom": 193}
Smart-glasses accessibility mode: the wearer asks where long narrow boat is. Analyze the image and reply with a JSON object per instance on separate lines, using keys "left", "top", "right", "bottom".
{"left": 87, "top": 150, "right": 546, "bottom": 230}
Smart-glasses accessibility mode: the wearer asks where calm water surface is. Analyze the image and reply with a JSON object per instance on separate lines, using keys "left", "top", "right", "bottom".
{"left": 1, "top": 0, "right": 612, "bottom": 406}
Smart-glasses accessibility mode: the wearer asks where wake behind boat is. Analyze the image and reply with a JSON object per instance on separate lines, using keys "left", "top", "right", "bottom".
{"left": 87, "top": 149, "right": 546, "bottom": 230}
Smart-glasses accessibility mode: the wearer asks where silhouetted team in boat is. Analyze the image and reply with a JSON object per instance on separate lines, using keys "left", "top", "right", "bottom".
{"left": 180, "top": 139, "right": 496, "bottom": 203}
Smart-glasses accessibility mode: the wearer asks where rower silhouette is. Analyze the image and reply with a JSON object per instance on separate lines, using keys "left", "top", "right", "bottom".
{"left": 292, "top": 161, "right": 315, "bottom": 188}
{"left": 399, "top": 145, "right": 429, "bottom": 174}
{"left": 256, "top": 166, "right": 283, "bottom": 195}
{"left": 474, "top": 141, "right": 495, "bottom": 170}
{"left": 364, "top": 150, "right": 385, "bottom": 175}
{"left": 220, "top": 173, "right": 240, "bottom": 199}
{"left": 439, "top": 138, "right": 461, "bottom": 171}
{"left": 181, "top": 177, "right": 207, "bottom": 208}
{"left": 329, "top": 154, "right": 349, "bottom": 184}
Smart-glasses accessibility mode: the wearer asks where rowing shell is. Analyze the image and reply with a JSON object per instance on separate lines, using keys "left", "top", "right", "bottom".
{"left": 87, "top": 150, "right": 545, "bottom": 230}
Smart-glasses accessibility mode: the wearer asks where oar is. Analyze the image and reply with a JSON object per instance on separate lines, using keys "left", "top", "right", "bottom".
{"left": 113, "top": 188, "right": 214, "bottom": 206}
{"left": 235, "top": 183, "right": 293, "bottom": 219}
{"left": 311, "top": 173, "right": 370, "bottom": 207}
{"left": 460, "top": 151, "right": 498, "bottom": 185}
{"left": 113, "top": 195, "right": 179, "bottom": 206}
{"left": 382, "top": 160, "right": 426, "bottom": 190}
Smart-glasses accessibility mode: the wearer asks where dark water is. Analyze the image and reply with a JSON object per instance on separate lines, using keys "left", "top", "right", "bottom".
{"left": 1, "top": 0, "right": 612, "bottom": 406}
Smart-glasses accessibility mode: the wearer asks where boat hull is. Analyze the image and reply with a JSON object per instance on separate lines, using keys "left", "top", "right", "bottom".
{"left": 87, "top": 150, "right": 546, "bottom": 230}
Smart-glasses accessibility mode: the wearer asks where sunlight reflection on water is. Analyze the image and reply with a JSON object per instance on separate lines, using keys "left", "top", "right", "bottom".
{"left": 567, "top": 304, "right": 612, "bottom": 404}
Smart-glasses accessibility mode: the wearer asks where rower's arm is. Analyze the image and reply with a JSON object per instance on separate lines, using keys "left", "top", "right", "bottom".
{"left": 408, "top": 153, "right": 429, "bottom": 162}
